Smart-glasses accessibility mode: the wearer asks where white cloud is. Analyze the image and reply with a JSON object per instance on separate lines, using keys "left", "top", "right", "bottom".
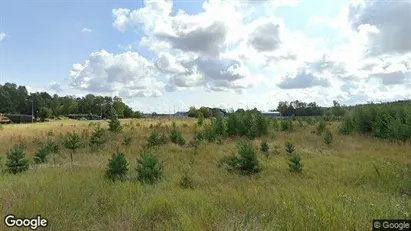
{"left": 48, "top": 82, "right": 62, "bottom": 92}
{"left": 81, "top": 28, "right": 92, "bottom": 33}
{"left": 69, "top": 50, "right": 165, "bottom": 98}
{"left": 0, "top": 32, "right": 6, "bottom": 42}
{"left": 66, "top": 0, "right": 411, "bottom": 109}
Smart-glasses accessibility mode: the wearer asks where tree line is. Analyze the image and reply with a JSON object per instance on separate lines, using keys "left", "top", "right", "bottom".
{"left": 0, "top": 82, "right": 142, "bottom": 120}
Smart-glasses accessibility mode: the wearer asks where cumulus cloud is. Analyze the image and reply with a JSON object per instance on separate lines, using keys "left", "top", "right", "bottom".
{"left": 81, "top": 28, "right": 92, "bottom": 33}
{"left": 277, "top": 69, "right": 331, "bottom": 89}
{"left": 69, "top": 50, "right": 165, "bottom": 98}
{"left": 48, "top": 82, "right": 62, "bottom": 92}
{"left": 0, "top": 32, "right": 6, "bottom": 42}
{"left": 64, "top": 0, "right": 411, "bottom": 107}
{"left": 348, "top": 0, "right": 411, "bottom": 56}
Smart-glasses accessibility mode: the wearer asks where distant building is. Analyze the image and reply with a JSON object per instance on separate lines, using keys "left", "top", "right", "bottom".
{"left": 174, "top": 111, "right": 188, "bottom": 117}
{"left": 3, "top": 113, "right": 34, "bottom": 123}
{"left": 262, "top": 111, "right": 282, "bottom": 118}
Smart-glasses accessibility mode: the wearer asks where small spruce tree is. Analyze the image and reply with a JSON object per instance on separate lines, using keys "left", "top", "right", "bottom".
{"left": 260, "top": 141, "right": 269, "bottom": 158}
{"left": 227, "top": 142, "right": 261, "bottom": 175}
{"left": 5, "top": 145, "right": 29, "bottom": 174}
{"left": 285, "top": 141, "right": 295, "bottom": 155}
{"left": 105, "top": 152, "right": 129, "bottom": 182}
{"left": 89, "top": 123, "right": 106, "bottom": 150}
{"left": 108, "top": 109, "right": 122, "bottom": 133}
{"left": 288, "top": 153, "right": 303, "bottom": 173}
{"left": 63, "top": 131, "right": 82, "bottom": 163}
{"left": 136, "top": 153, "right": 163, "bottom": 184}
{"left": 323, "top": 129, "right": 333, "bottom": 146}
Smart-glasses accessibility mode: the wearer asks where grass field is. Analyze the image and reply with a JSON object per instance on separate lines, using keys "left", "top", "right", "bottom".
{"left": 0, "top": 118, "right": 410, "bottom": 231}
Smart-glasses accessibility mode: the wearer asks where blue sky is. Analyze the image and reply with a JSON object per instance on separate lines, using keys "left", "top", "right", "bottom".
{"left": 0, "top": 0, "right": 410, "bottom": 113}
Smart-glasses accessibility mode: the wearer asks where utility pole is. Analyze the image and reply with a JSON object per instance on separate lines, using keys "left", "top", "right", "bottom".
{"left": 31, "top": 100, "right": 34, "bottom": 123}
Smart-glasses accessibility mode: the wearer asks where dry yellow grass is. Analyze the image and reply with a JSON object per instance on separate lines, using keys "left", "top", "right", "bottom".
{"left": 0, "top": 118, "right": 410, "bottom": 231}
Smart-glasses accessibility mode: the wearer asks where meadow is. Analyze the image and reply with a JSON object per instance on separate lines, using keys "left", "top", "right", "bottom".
{"left": 0, "top": 115, "right": 410, "bottom": 231}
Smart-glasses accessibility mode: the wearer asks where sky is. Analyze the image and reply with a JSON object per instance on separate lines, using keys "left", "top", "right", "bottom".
{"left": 0, "top": 0, "right": 410, "bottom": 113}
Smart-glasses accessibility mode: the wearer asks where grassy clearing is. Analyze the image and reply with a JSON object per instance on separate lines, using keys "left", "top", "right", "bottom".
{"left": 0, "top": 118, "right": 410, "bottom": 230}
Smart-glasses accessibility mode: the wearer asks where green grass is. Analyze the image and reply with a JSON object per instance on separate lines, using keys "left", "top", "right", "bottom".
{"left": 0, "top": 119, "right": 410, "bottom": 230}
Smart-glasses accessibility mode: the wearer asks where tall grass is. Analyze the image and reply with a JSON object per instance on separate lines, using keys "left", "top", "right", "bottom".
{"left": 0, "top": 117, "right": 410, "bottom": 230}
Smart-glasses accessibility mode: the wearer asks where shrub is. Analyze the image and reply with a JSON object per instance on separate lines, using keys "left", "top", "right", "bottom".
{"left": 170, "top": 125, "right": 185, "bottom": 146}
{"left": 203, "top": 122, "right": 217, "bottom": 142}
{"left": 33, "top": 146, "right": 49, "bottom": 164}
{"left": 255, "top": 113, "right": 269, "bottom": 136}
{"left": 323, "top": 129, "right": 333, "bottom": 146}
{"left": 316, "top": 120, "right": 326, "bottom": 135}
{"left": 89, "top": 124, "right": 106, "bottom": 150}
{"left": 227, "top": 142, "right": 261, "bottom": 175}
{"left": 215, "top": 114, "right": 227, "bottom": 137}
{"left": 5, "top": 145, "right": 29, "bottom": 174}
{"left": 108, "top": 110, "right": 122, "bottom": 133}
{"left": 63, "top": 131, "right": 82, "bottom": 163}
{"left": 288, "top": 153, "right": 303, "bottom": 173}
{"left": 146, "top": 130, "right": 168, "bottom": 147}
{"left": 339, "top": 114, "right": 354, "bottom": 135}
{"left": 197, "top": 115, "right": 204, "bottom": 126}
{"left": 136, "top": 153, "right": 163, "bottom": 184}
{"left": 280, "top": 120, "right": 293, "bottom": 131}
{"left": 260, "top": 141, "right": 269, "bottom": 156}
{"left": 105, "top": 152, "right": 129, "bottom": 182}
{"left": 285, "top": 141, "right": 295, "bottom": 155}
{"left": 179, "top": 171, "right": 195, "bottom": 189}
{"left": 44, "top": 139, "right": 60, "bottom": 164}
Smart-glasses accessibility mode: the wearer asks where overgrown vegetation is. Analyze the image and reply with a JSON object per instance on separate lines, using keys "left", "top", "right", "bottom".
{"left": 339, "top": 103, "right": 411, "bottom": 142}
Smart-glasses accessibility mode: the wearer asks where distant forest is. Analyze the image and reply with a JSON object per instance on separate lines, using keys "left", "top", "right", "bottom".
{"left": 2, "top": 82, "right": 411, "bottom": 123}
{"left": 0, "top": 82, "right": 141, "bottom": 120}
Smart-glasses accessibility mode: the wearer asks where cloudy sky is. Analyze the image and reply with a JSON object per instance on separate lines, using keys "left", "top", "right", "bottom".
{"left": 0, "top": 0, "right": 410, "bottom": 113}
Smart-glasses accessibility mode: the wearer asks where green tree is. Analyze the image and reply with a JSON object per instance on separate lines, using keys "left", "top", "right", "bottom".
{"left": 38, "top": 107, "right": 52, "bottom": 122}
{"left": 5, "top": 145, "right": 29, "bottom": 174}
{"left": 105, "top": 152, "right": 129, "bottom": 182}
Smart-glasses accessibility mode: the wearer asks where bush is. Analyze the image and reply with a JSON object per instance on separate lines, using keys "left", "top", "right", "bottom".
{"left": 323, "top": 129, "right": 333, "bottom": 146}
{"left": 146, "top": 130, "right": 168, "bottom": 147}
{"left": 227, "top": 142, "right": 261, "bottom": 175}
{"left": 179, "top": 171, "right": 195, "bottom": 189}
{"left": 203, "top": 122, "right": 217, "bottom": 142}
{"left": 280, "top": 120, "right": 293, "bottom": 131}
{"left": 136, "top": 153, "right": 163, "bottom": 184}
{"left": 5, "top": 145, "right": 29, "bottom": 174}
{"left": 33, "top": 146, "right": 49, "bottom": 164}
{"left": 170, "top": 125, "right": 185, "bottom": 146}
{"left": 316, "top": 120, "right": 326, "bottom": 135}
{"left": 105, "top": 152, "right": 129, "bottom": 182}
{"left": 285, "top": 141, "right": 295, "bottom": 155}
{"left": 288, "top": 153, "right": 303, "bottom": 173}
{"left": 197, "top": 115, "right": 204, "bottom": 126}
{"left": 89, "top": 124, "right": 106, "bottom": 150}
{"left": 63, "top": 131, "right": 82, "bottom": 162}
{"left": 260, "top": 141, "right": 269, "bottom": 157}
